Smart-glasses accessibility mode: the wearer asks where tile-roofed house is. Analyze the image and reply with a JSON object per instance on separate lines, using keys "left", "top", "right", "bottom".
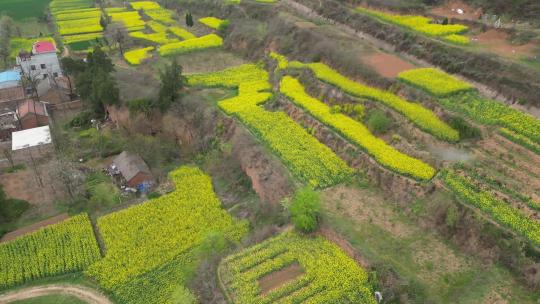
{"left": 112, "top": 151, "right": 154, "bottom": 188}
{"left": 16, "top": 100, "right": 49, "bottom": 130}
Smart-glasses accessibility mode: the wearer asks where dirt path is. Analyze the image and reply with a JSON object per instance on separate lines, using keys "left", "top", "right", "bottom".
{"left": 0, "top": 213, "right": 69, "bottom": 243}
{"left": 0, "top": 285, "right": 113, "bottom": 304}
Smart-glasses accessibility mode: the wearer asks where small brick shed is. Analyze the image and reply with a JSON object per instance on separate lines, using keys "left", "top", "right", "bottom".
{"left": 112, "top": 151, "right": 153, "bottom": 188}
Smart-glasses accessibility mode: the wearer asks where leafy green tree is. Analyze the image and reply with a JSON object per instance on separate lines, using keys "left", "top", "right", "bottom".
{"left": 75, "top": 47, "right": 119, "bottom": 115}
{"left": 185, "top": 12, "right": 194, "bottom": 27}
{"left": 61, "top": 57, "right": 86, "bottom": 98}
{"left": 157, "top": 59, "right": 186, "bottom": 112}
{"left": 289, "top": 187, "right": 321, "bottom": 233}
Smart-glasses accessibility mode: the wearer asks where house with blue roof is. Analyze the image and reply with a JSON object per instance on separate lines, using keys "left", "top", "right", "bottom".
{"left": 0, "top": 70, "right": 21, "bottom": 90}
{"left": 0, "top": 69, "right": 25, "bottom": 103}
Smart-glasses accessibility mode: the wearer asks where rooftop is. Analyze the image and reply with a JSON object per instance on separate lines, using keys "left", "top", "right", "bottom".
{"left": 32, "top": 41, "right": 56, "bottom": 54}
{"left": 113, "top": 151, "right": 152, "bottom": 182}
{"left": 0, "top": 70, "right": 21, "bottom": 84}
{"left": 17, "top": 100, "right": 48, "bottom": 118}
{"left": 12, "top": 125, "right": 52, "bottom": 151}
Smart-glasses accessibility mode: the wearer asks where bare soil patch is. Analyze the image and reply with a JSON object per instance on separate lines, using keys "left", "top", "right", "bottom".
{"left": 0, "top": 213, "right": 69, "bottom": 242}
{"left": 258, "top": 263, "right": 304, "bottom": 295}
{"left": 473, "top": 29, "right": 535, "bottom": 58}
{"left": 322, "top": 185, "right": 414, "bottom": 238}
{"left": 430, "top": 0, "right": 482, "bottom": 21}
{"left": 361, "top": 52, "right": 415, "bottom": 78}
{"left": 0, "top": 161, "right": 63, "bottom": 219}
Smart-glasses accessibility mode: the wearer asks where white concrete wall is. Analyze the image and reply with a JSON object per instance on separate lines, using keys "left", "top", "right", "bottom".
{"left": 17, "top": 53, "right": 63, "bottom": 80}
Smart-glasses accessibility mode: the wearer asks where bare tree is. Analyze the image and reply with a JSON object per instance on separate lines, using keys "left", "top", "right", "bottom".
{"left": 19, "top": 68, "right": 42, "bottom": 101}
{"left": 104, "top": 23, "right": 129, "bottom": 55}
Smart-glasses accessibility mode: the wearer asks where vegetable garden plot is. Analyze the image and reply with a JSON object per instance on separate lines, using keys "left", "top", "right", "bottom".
{"left": 442, "top": 170, "right": 540, "bottom": 247}
{"left": 280, "top": 76, "right": 436, "bottom": 181}
{"left": 398, "top": 68, "right": 540, "bottom": 146}
{"left": 108, "top": 11, "right": 146, "bottom": 31}
{"left": 188, "top": 64, "right": 353, "bottom": 188}
{"left": 397, "top": 68, "right": 474, "bottom": 97}
{"left": 159, "top": 34, "right": 223, "bottom": 56}
{"left": 0, "top": 214, "right": 101, "bottom": 290}
{"left": 124, "top": 46, "right": 154, "bottom": 65}
{"left": 280, "top": 57, "right": 459, "bottom": 142}
{"left": 169, "top": 26, "right": 197, "bottom": 40}
{"left": 129, "top": 31, "right": 178, "bottom": 45}
{"left": 355, "top": 6, "right": 470, "bottom": 45}
{"left": 199, "top": 16, "right": 228, "bottom": 29}
{"left": 220, "top": 232, "right": 376, "bottom": 304}
{"left": 86, "top": 166, "right": 248, "bottom": 290}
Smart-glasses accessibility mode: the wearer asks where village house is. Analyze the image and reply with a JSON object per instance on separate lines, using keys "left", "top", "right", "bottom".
{"left": 0, "top": 70, "right": 25, "bottom": 104}
{"left": 16, "top": 100, "right": 49, "bottom": 130}
{"left": 16, "top": 41, "right": 63, "bottom": 81}
{"left": 111, "top": 151, "right": 154, "bottom": 190}
{"left": 11, "top": 125, "right": 53, "bottom": 161}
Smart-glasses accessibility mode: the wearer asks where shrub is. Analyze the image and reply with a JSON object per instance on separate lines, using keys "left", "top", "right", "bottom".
{"left": 367, "top": 109, "right": 391, "bottom": 134}
{"left": 448, "top": 116, "right": 480, "bottom": 139}
{"left": 289, "top": 187, "right": 321, "bottom": 233}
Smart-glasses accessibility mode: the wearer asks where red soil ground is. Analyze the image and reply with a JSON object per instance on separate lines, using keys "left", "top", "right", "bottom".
{"left": 362, "top": 52, "right": 415, "bottom": 78}
{"left": 430, "top": 0, "right": 482, "bottom": 21}
{"left": 472, "top": 29, "right": 535, "bottom": 58}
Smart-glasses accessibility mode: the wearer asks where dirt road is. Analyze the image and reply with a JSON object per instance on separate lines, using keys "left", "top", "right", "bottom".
{"left": 0, "top": 285, "right": 113, "bottom": 304}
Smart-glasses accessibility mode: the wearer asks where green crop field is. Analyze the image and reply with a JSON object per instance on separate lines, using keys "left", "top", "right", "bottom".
{"left": 0, "top": 0, "right": 50, "bottom": 20}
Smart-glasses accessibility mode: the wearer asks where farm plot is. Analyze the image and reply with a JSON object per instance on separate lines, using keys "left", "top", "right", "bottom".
{"left": 397, "top": 68, "right": 540, "bottom": 147}
{"left": 397, "top": 68, "right": 474, "bottom": 97}
{"left": 130, "top": 1, "right": 176, "bottom": 24}
{"left": 0, "top": 214, "right": 101, "bottom": 290}
{"left": 442, "top": 170, "right": 540, "bottom": 247}
{"left": 50, "top": 0, "right": 104, "bottom": 50}
{"left": 278, "top": 56, "right": 459, "bottom": 142}
{"left": 355, "top": 6, "right": 470, "bottom": 45}
{"left": 188, "top": 64, "right": 353, "bottom": 188}
{"left": 280, "top": 76, "right": 435, "bottom": 181}
{"left": 85, "top": 166, "right": 248, "bottom": 303}
{"left": 220, "top": 232, "right": 376, "bottom": 304}
{"left": 124, "top": 46, "right": 154, "bottom": 65}
{"left": 199, "top": 17, "right": 228, "bottom": 30}
{"left": 159, "top": 34, "right": 223, "bottom": 56}
{"left": 0, "top": 0, "right": 52, "bottom": 21}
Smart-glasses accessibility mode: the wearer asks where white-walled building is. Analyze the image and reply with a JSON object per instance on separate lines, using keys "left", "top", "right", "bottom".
{"left": 16, "top": 41, "right": 63, "bottom": 80}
